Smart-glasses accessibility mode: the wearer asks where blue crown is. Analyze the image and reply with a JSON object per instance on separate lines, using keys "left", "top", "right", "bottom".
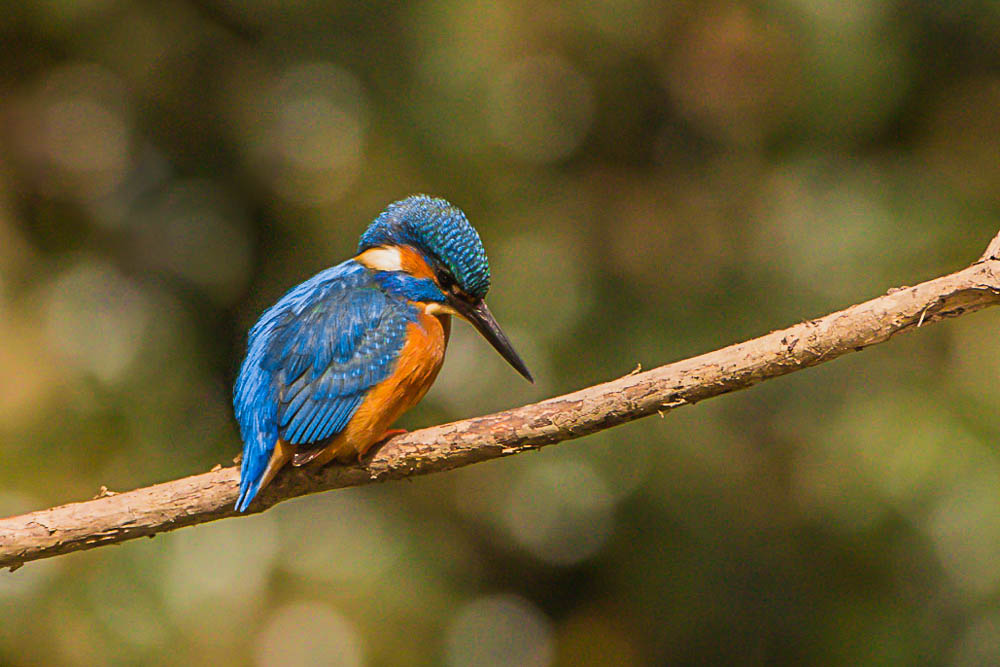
{"left": 358, "top": 195, "right": 491, "bottom": 299}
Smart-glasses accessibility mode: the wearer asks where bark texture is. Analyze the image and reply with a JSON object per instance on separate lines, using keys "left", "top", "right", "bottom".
{"left": 3, "top": 240, "right": 1000, "bottom": 571}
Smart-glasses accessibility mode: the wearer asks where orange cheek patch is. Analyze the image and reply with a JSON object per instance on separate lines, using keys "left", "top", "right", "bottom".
{"left": 398, "top": 246, "right": 437, "bottom": 281}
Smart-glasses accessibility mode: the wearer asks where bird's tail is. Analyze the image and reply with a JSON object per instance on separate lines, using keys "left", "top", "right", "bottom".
{"left": 237, "top": 439, "right": 296, "bottom": 512}
{"left": 234, "top": 410, "right": 277, "bottom": 512}
{"left": 235, "top": 442, "right": 266, "bottom": 512}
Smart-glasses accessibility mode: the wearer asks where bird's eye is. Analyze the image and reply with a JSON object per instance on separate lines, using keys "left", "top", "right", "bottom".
{"left": 436, "top": 270, "right": 455, "bottom": 289}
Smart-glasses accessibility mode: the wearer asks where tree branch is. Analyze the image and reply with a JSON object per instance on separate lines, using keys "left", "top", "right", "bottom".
{"left": 4, "top": 233, "right": 1000, "bottom": 571}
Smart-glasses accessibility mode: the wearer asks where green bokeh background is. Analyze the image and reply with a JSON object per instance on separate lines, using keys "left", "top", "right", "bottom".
{"left": 1, "top": 1, "right": 999, "bottom": 665}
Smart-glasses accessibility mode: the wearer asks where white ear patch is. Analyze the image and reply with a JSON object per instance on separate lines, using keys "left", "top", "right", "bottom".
{"left": 357, "top": 246, "right": 403, "bottom": 272}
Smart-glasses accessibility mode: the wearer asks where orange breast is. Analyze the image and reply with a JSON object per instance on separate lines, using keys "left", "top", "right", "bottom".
{"left": 306, "top": 311, "right": 451, "bottom": 466}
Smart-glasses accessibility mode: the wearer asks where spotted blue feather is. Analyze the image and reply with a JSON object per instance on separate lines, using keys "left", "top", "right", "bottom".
{"left": 358, "top": 194, "right": 491, "bottom": 299}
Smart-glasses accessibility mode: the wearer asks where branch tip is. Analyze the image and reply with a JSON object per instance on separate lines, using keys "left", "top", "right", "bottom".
{"left": 977, "top": 228, "right": 1000, "bottom": 263}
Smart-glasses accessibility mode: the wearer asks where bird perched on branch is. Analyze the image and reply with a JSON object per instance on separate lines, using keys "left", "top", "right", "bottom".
{"left": 233, "top": 195, "right": 533, "bottom": 511}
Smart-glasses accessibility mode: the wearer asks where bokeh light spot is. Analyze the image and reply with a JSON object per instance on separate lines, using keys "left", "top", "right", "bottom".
{"left": 17, "top": 63, "right": 134, "bottom": 199}
{"left": 254, "top": 601, "right": 364, "bottom": 667}
{"left": 163, "top": 514, "right": 279, "bottom": 621}
{"left": 250, "top": 62, "right": 369, "bottom": 206}
{"left": 43, "top": 258, "right": 153, "bottom": 385}
{"left": 134, "top": 179, "right": 252, "bottom": 304}
{"left": 444, "top": 594, "right": 553, "bottom": 667}
{"left": 503, "top": 457, "right": 615, "bottom": 566}
{"left": 926, "top": 473, "right": 1000, "bottom": 598}
{"left": 276, "top": 493, "right": 403, "bottom": 585}
{"left": 487, "top": 55, "right": 594, "bottom": 163}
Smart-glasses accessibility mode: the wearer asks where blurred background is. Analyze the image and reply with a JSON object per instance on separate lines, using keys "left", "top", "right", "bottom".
{"left": 0, "top": 0, "right": 998, "bottom": 664}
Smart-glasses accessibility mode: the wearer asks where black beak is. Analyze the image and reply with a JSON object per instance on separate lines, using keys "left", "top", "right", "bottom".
{"left": 448, "top": 296, "right": 533, "bottom": 382}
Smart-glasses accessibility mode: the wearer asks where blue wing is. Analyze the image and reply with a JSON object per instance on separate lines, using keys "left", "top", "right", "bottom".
{"left": 234, "top": 260, "right": 416, "bottom": 511}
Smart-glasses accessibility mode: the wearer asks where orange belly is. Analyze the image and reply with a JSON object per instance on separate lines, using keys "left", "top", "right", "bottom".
{"left": 304, "top": 311, "right": 450, "bottom": 466}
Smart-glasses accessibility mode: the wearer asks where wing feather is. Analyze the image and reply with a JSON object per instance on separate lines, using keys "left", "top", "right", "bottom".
{"left": 234, "top": 260, "right": 416, "bottom": 511}
{"left": 264, "top": 265, "right": 414, "bottom": 450}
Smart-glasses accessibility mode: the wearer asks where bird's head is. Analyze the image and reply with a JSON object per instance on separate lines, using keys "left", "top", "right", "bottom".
{"left": 357, "top": 195, "right": 532, "bottom": 382}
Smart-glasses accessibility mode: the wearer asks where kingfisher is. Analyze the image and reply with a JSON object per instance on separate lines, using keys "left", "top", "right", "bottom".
{"left": 233, "top": 195, "right": 532, "bottom": 511}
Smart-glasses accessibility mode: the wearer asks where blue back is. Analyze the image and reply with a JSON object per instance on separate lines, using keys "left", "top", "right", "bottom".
{"left": 358, "top": 195, "right": 491, "bottom": 299}
{"left": 234, "top": 260, "right": 418, "bottom": 511}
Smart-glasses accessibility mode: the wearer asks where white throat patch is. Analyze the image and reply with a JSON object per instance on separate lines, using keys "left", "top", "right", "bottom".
{"left": 424, "top": 302, "right": 460, "bottom": 316}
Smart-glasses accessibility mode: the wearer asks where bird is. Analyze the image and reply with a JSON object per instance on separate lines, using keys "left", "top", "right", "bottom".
{"left": 233, "top": 195, "right": 533, "bottom": 511}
